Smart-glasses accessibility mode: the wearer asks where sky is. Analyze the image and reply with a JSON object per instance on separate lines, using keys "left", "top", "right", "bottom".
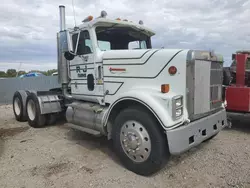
{"left": 1, "top": 0, "right": 250, "bottom": 71}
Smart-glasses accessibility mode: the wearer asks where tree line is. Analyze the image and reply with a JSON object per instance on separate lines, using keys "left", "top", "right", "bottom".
{"left": 0, "top": 69, "right": 57, "bottom": 78}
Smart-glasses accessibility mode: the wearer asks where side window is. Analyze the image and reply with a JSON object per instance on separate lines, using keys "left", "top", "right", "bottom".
{"left": 129, "top": 41, "right": 139, "bottom": 49}
{"left": 128, "top": 40, "right": 147, "bottom": 49}
{"left": 85, "top": 39, "right": 93, "bottom": 52}
{"left": 231, "top": 58, "right": 250, "bottom": 69}
{"left": 98, "top": 41, "right": 111, "bottom": 51}
{"left": 140, "top": 41, "right": 147, "bottom": 49}
{"left": 246, "top": 59, "right": 250, "bottom": 69}
{"left": 72, "top": 30, "right": 93, "bottom": 55}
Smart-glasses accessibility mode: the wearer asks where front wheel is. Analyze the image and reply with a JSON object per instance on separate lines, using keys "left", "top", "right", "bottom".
{"left": 112, "top": 106, "right": 170, "bottom": 176}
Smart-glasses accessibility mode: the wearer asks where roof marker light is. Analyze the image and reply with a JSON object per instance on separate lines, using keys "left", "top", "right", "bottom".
{"left": 82, "top": 15, "right": 93, "bottom": 22}
{"left": 100, "top": 10, "right": 107, "bottom": 18}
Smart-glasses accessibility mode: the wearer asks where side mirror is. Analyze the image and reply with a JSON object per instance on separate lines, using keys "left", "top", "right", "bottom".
{"left": 59, "top": 30, "right": 73, "bottom": 53}
{"left": 64, "top": 51, "right": 75, "bottom": 60}
{"left": 59, "top": 30, "right": 75, "bottom": 61}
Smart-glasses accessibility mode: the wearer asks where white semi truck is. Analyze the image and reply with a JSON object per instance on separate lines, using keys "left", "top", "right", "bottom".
{"left": 12, "top": 5, "right": 227, "bottom": 175}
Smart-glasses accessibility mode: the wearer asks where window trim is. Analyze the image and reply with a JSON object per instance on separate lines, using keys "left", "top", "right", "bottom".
{"left": 94, "top": 25, "right": 152, "bottom": 51}
{"left": 71, "top": 29, "right": 94, "bottom": 56}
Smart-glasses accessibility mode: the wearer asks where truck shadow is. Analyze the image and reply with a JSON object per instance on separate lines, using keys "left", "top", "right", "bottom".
{"left": 156, "top": 144, "right": 207, "bottom": 177}
{"left": 0, "top": 138, "right": 4, "bottom": 158}
{"left": 65, "top": 128, "right": 121, "bottom": 165}
{"left": 65, "top": 127, "right": 212, "bottom": 177}
{"left": 225, "top": 118, "right": 250, "bottom": 133}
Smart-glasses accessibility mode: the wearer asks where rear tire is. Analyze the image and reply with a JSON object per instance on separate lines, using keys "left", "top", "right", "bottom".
{"left": 26, "top": 93, "right": 46, "bottom": 128}
{"left": 112, "top": 106, "right": 169, "bottom": 176}
{"left": 13, "top": 91, "right": 27, "bottom": 122}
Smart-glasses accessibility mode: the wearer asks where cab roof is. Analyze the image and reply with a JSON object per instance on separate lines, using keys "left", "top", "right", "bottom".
{"left": 70, "top": 17, "right": 155, "bottom": 37}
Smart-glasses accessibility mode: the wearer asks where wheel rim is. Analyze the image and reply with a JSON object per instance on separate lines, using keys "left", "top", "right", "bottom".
{"left": 120, "top": 120, "right": 151, "bottom": 163}
{"left": 27, "top": 100, "right": 36, "bottom": 121}
{"left": 14, "top": 98, "right": 21, "bottom": 116}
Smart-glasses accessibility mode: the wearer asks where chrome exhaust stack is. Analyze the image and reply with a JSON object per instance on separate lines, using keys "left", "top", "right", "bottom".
{"left": 59, "top": 5, "right": 66, "bottom": 31}
{"left": 58, "top": 5, "right": 72, "bottom": 99}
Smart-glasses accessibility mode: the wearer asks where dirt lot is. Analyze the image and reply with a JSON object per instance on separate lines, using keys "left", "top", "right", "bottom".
{"left": 0, "top": 105, "right": 250, "bottom": 188}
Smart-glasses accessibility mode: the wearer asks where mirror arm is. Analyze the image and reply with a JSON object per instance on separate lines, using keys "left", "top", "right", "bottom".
{"left": 74, "top": 30, "right": 81, "bottom": 55}
{"left": 66, "top": 30, "right": 80, "bottom": 57}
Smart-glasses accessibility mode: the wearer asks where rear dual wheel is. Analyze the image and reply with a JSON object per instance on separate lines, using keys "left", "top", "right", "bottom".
{"left": 26, "top": 93, "right": 57, "bottom": 128}
{"left": 13, "top": 91, "right": 28, "bottom": 122}
{"left": 112, "top": 106, "right": 170, "bottom": 176}
{"left": 26, "top": 93, "right": 46, "bottom": 128}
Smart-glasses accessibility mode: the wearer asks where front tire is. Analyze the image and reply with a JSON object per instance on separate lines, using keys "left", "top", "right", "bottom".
{"left": 112, "top": 106, "right": 169, "bottom": 176}
{"left": 26, "top": 93, "right": 46, "bottom": 128}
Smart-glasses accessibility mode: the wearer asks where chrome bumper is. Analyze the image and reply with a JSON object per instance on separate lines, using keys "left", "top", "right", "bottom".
{"left": 166, "top": 109, "right": 227, "bottom": 155}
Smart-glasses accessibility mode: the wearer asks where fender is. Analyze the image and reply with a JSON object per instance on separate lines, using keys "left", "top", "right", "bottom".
{"left": 104, "top": 88, "right": 189, "bottom": 130}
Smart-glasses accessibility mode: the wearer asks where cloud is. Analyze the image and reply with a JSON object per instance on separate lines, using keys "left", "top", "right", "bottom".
{"left": 1, "top": 0, "right": 250, "bottom": 71}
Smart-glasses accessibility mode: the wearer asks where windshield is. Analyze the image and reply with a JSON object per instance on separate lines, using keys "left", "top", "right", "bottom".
{"left": 231, "top": 56, "right": 250, "bottom": 71}
{"left": 95, "top": 26, "right": 151, "bottom": 51}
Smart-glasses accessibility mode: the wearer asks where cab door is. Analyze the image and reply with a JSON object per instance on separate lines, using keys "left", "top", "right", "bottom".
{"left": 69, "top": 29, "right": 104, "bottom": 102}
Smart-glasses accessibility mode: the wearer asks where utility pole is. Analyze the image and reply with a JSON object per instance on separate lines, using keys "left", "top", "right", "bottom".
{"left": 16, "top": 62, "right": 22, "bottom": 77}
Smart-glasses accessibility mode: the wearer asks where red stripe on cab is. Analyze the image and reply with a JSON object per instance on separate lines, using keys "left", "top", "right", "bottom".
{"left": 109, "top": 67, "right": 126, "bottom": 71}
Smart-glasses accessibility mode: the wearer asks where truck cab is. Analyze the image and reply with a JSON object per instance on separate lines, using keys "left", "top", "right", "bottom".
{"left": 12, "top": 5, "right": 228, "bottom": 176}
{"left": 64, "top": 14, "right": 155, "bottom": 104}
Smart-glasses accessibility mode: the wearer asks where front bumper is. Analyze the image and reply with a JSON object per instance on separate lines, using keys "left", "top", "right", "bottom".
{"left": 166, "top": 109, "right": 227, "bottom": 155}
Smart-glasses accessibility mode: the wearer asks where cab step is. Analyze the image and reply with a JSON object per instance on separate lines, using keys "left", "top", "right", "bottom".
{"left": 68, "top": 123, "right": 102, "bottom": 136}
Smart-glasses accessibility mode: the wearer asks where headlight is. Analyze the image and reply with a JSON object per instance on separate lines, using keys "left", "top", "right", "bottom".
{"left": 176, "top": 108, "right": 183, "bottom": 117}
{"left": 172, "top": 95, "right": 183, "bottom": 120}
{"left": 175, "top": 97, "right": 183, "bottom": 107}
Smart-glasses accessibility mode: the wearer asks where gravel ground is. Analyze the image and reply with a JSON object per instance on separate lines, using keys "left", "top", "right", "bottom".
{"left": 0, "top": 105, "right": 250, "bottom": 188}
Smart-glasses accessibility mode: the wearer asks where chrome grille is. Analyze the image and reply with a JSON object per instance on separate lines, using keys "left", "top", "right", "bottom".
{"left": 186, "top": 51, "right": 223, "bottom": 121}
{"left": 210, "top": 86, "right": 219, "bottom": 101}
{"left": 194, "top": 60, "right": 211, "bottom": 114}
{"left": 210, "top": 61, "right": 223, "bottom": 110}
